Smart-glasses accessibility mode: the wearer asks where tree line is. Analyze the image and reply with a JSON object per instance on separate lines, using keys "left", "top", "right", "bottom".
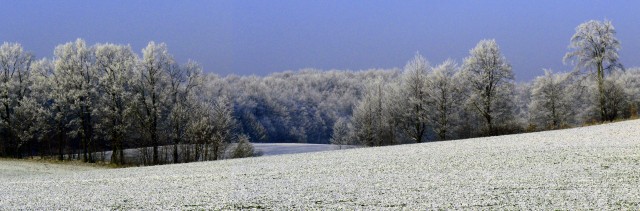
{"left": 334, "top": 20, "right": 640, "bottom": 146}
{"left": 1, "top": 20, "right": 638, "bottom": 165}
{"left": 0, "top": 40, "right": 254, "bottom": 165}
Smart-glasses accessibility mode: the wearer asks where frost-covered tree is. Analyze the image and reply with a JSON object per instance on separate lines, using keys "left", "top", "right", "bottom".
{"left": 425, "top": 59, "right": 463, "bottom": 140}
{"left": 513, "top": 82, "right": 532, "bottom": 130}
{"left": 12, "top": 96, "right": 44, "bottom": 155}
{"left": 231, "top": 134, "right": 256, "bottom": 158}
{"left": 351, "top": 77, "right": 399, "bottom": 146}
{"left": 617, "top": 68, "right": 640, "bottom": 118}
{"left": 330, "top": 117, "right": 351, "bottom": 149}
{"left": 183, "top": 86, "right": 235, "bottom": 162}
{"left": 133, "top": 42, "right": 173, "bottom": 165}
{"left": 14, "top": 37, "right": 640, "bottom": 162}
{"left": 54, "top": 39, "right": 99, "bottom": 163}
{"left": 209, "top": 95, "right": 236, "bottom": 160}
{"left": 351, "top": 89, "right": 379, "bottom": 146}
{"left": 382, "top": 80, "right": 405, "bottom": 145}
{"left": 0, "top": 43, "right": 33, "bottom": 157}
{"left": 399, "top": 53, "right": 430, "bottom": 143}
{"left": 28, "top": 59, "right": 66, "bottom": 159}
{"left": 529, "top": 70, "right": 573, "bottom": 129}
{"left": 564, "top": 20, "right": 621, "bottom": 122}
{"left": 227, "top": 69, "right": 399, "bottom": 144}
{"left": 184, "top": 98, "right": 211, "bottom": 162}
{"left": 167, "top": 61, "right": 201, "bottom": 163}
{"left": 570, "top": 69, "right": 631, "bottom": 123}
{"left": 602, "top": 70, "right": 629, "bottom": 120}
{"left": 461, "top": 39, "right": 515, "bottom": 135}
{"left": 94, "top": 43, "right": 137, "bottom": 165}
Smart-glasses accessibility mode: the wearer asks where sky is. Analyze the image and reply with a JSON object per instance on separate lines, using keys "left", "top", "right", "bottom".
{"left": 2, "top": 0, "right": 640, "bottom": 81}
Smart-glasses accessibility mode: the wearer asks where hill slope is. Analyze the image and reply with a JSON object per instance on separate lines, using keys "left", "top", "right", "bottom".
{"left": 1, "top": 120, "right": 640, "bottom": 209}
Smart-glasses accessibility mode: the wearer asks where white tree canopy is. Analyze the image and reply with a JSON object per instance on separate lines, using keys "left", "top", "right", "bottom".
{"left": 529, "top": 69, "right": 573, "bottom": 129}
{"left": 400, "top": 53, "right": 430, "bottom": 143}
{"left": 461, "top": 39, "right": 515, "bottom": 135}
{"left": 564, "top": 20, "right": 620, "bottom": 74}
{"left": 425, "top": 59, "right": 463, "bottom": 140}
{"left": 564, "top": 20, "right": 621, "bottom": 122}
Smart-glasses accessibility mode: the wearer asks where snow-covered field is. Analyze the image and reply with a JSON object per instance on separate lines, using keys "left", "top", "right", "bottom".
{"left": 253, "top": 143, "right": 355, "bottom": 156}
{"left": 0, "top": 160, "right": 102, "bottom": 178}
{"left": 95, "top": 143, "right": 353, "bottom": 164}
{"left": 1, "top": 120, "right": 640, "bottom": 209}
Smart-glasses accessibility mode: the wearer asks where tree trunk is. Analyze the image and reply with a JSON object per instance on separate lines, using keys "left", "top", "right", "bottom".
{"left": 194, "top": 143, "right": 200, "bottom": 162}
{"left": 58, "top": 130, "right": 64, "bottom": 161}
{"left": 152, "top": 129, "right": 158, "bottom": 165}
{"left": 110, "top": 136, "right": 121, "bottom": 165}
{"left": 486, "top": 114, "right": 493, "bottom": 136}
{"left": 173, "top": 143, "right": 179, "bottom": 163}
{"left": 597, "top": 62, "right": 606, "bottom": 122}
{"left": 213, "top": 144, "right": 219, "bottom": 161}
{"left": 3, "top": 101, "right": 13, "bottom": 157}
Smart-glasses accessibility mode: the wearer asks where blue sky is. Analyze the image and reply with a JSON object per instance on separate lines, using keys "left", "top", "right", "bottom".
{"left": 2, "top": 0, "right": 639, "bottom": 81}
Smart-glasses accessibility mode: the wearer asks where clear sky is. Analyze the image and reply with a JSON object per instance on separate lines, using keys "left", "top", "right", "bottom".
{"left": 2, "top": 0, "right": 639, "bottom": 81}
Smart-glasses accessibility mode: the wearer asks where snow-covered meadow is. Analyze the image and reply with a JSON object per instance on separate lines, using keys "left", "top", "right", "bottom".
{"left": 94, "top": 143, "right": 355, "bottom": 164}
{"left": 252, "top": 143, "right": 357, "bottom": 156}
{"left": 1, "top": 120, "right": 640, "bottom": 209}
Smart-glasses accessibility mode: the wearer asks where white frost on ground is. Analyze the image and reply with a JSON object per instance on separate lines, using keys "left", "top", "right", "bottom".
{"left": 95, "top": 143, "right": 353, "bottom": 164}
{"left": 253, "top": 143, "right": 356, "bottom": 156}
{"left": 0, "top": 159, "right": 99, "bottom": 178}
{"left": 1, "top": 120, "right": 640, "bottom": 209}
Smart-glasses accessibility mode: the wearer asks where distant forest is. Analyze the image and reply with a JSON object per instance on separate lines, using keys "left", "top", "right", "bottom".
{"left": 1, "top": 20, "right": 638, "bottom": 165}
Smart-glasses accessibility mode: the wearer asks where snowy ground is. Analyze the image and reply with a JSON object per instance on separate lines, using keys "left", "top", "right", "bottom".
{"left": 1, "top": 120, "right": 640, "bottom": 209}
{"left": 0, "top": 159, "right": 102, "bottom": 178}
{"left": 253, "top": 143, "right": 355, "bottom": 156}
{"left": 94, "top": 143, "right": 353, "bottom": 164}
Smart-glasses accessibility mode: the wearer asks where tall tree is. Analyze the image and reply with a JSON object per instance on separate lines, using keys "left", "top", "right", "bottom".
{"left": 210, "top": 95, "right": 236, "bottom": 160}
{"left": 399, "top": 53, "right": 430, "bottom": 143}
{"left": 0, "top": 42, "right": 33, "bottom": 157}
{"left": 617, "top": 68, "right": 640, "bottom": 118}
{"left": 185, "top": 94, "right": 237, "bottom": 161}
{"left": 53, "top": 39, "right": 98, "bottom": 163}
{"left": 134, "top": 41, "right": 173, "bottom": 165}
{"left": 94, "top": 43, "right": 137, "bottom": 165}
{"left": 30, "top": 59, "right": 69, "bottom": 160}
{"left": 529, "top": 69, "right": 573, "bottom": 129}
{"left": 425, "top": 59, "right": 463, "bottom": 140}
{"left": 564, "top": 20, "right": 621, "bottom": 122}
{"left": 351, "top": 77, "right": 393, "bottom": 146}
{"left": 601, "top": 70, "right": 629, "bottom": 121}
{"left": 168, "top": 61, "right": 201, "bottom": 163}
{"left": 461, "top": 39, "right": 515, "bottom": 135}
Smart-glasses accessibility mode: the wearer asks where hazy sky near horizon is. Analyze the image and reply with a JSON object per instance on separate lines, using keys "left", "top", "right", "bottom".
{"left": 2, "top": 0, "right": 640, "bottom": 81}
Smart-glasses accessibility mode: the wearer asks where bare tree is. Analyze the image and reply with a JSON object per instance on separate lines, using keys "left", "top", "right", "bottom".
{"left": 617, "top": 68, "right": 640, "bottom": 118}
{"left": 351, "top": 77, "right": 385, "bottom": 146}
{"left": 31, "top": 59, "right": 71, "bottom": 160}
{"left": 210, "top": 95, "right": 236, "bottom": 160}
{"left": 399, "top": 53, "right": 430, "bottom": 143}
{"left": 167, "top": 61, "right": 201, "bottom": 163}
{"left": 350, "top": 77, "right": 401, "bottom": 146}
{"left": 425, "top": 59, "right": 463, "bottom": 140}
{"left": 564, "top": 20, "right": 621, "bottom": 122}
{"left": 602, "top": 70, "right": 629, "bottom": 121}
{"left": 0, "top": 43, "right": 33, "bottom": 157}
{"left": 134, "top": 42, "right": 173, "bottom": 165}
{"left": 461, "top": 39, "right": 515, "bottom": 136}
{"left": 529, "top": 69, "right": 573, "bottom": 129}
{"left": 94, "top": 43, "right": 137, "bottom": 165}
{"left": 54, "top": 39, "right": 99, "bottom": 163}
